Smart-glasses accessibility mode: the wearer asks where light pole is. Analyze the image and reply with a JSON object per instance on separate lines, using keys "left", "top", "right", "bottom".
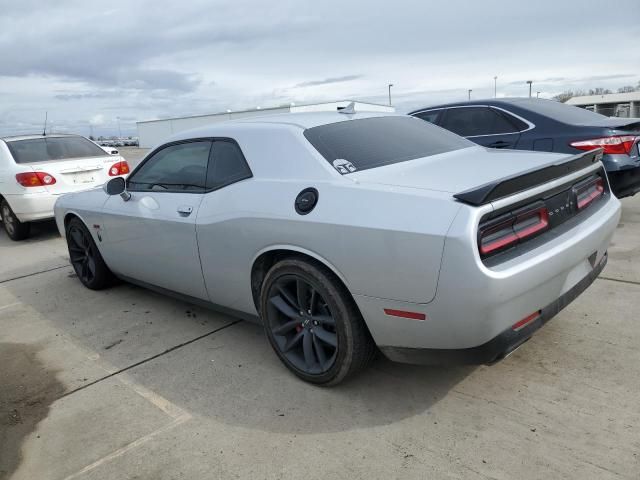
{"left": 388, "top": 84, "right": 394, "bottom": 106}
{"left": 494, "top": 76, "right": 497, "bottom": 98}
{"left": 468, "top": 89, "right": 472, "bottom": 100}
{"left": 116, "top": 116, "right": 122, "bottom": 139}
{"left": 526, "top": 80, "right": 533, "bottom": 98}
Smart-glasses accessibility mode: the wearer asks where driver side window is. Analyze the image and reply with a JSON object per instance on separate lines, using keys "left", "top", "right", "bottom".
{"left": 128, "top": 140, "right": 212, "bottom": 193}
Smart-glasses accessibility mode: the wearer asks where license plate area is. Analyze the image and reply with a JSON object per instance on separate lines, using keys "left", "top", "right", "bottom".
{"left": 71, "top": 171, "right": 97, "bottom": 184}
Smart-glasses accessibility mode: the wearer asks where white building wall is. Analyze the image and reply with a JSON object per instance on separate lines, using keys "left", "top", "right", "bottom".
{"left": 291, "top": 101, "right": 394, "bottom": 113}
{"left": 137, "top": 101, "right": 394, "bottom": 148}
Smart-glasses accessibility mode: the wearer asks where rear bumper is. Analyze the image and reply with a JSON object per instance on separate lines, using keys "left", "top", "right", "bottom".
{"left": 3, "top": 192, "right": 59, "bottom": 222}
{"left": 354, "top": 193, "right": 620, "bottom": 355}
{"left": 607, "top": 165, "right": 640, "bottom": 198}
{"left": 379, "top": 252, "right": 607, "bottom": 365}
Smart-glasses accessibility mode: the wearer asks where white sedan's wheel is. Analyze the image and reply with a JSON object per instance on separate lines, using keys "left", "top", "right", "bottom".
{"left": 1, "top": 200, "right": 30, "bottom": 241}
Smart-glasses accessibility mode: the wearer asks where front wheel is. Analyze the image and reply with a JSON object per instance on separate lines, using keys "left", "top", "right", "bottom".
{"left": 1, "top": 200, "right": 30, "bottom": 241}
{"left": 260, "top": 258, "right": 376, "bottom": 385}
{"left": 65, "top": 217, "right": 115, "bottom": 290}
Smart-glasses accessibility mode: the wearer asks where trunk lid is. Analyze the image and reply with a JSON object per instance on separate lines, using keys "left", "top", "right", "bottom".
{"left": 348, "top": 146, "right": 571, "bottom": 195}
{"left": 27, "top": 155, "right": 120, "bottom": 194}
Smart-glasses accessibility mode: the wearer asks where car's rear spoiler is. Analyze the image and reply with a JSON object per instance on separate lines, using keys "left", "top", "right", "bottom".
{"left": 609, "top": 119, "right": 640, "bottom": 132}
{"left": 453, "top": 149, "right": 603, "bottom": 206}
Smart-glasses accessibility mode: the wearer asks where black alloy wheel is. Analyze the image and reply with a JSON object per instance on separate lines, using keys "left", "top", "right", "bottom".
{"left": 261, "top": 258, "right": 376, "bottom": 385}
{"left": 65, "top": 217, "right": 114, "bottom": 290}
{"left": 67, "top": 223, "right": 98, "bottom": 285}
{"left": 267, "top": 274, "right": 338, "bottom": 374}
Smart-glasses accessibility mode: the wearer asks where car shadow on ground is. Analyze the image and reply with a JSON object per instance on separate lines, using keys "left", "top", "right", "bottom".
{"left": 125, "top": 317, "right": 477, "bottom": 435}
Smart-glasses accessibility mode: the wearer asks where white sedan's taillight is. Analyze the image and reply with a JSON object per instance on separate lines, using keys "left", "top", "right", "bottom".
{"left": 109, "top": 161, "right": 130, "bottom": 176}
{"left": 16, "top": 172, "right": 57, "bottom": 187}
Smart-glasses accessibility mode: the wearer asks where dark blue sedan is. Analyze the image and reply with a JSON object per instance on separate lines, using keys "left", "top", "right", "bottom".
{"left": 409, "top": 98, "right": 640, "bottom": 198}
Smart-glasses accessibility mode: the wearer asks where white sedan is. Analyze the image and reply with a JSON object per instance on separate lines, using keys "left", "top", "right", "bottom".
{"left": 0, "top": 134, "right": 130, "bottom": 240}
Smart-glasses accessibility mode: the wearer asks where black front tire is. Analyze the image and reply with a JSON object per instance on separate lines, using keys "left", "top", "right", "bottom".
{"left": 65, "top": 217, "right": 115, "bottom": 290}
{"left": 1, "top": 200, "right": 31, "bottom": 241}
{"left": 260, "top": 258, "right": 376, "bottom": 386}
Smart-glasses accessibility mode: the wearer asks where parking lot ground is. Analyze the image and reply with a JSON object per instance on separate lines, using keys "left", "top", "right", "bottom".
{"left": 1, "top": 167, "right": 639, "bottom": 478}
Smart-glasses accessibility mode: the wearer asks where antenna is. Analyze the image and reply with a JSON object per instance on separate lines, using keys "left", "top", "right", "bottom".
{"left": 42, "top": 111, "right": 48, "bottom": 136}
{"left": 337, "top": 102, "right": 356, "bottom": 114}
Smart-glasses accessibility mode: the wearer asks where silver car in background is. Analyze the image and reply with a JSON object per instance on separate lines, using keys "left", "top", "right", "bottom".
{"left": 54, "top": 111, "right": 620, "bottom": 385}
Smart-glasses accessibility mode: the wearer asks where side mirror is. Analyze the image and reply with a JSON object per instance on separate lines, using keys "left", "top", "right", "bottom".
{"left": 104, "top": 177, "right": 131, "bottom": 201}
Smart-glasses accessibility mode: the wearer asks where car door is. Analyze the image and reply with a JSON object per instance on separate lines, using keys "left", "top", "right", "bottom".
{"left": 439, "top": 106, "right": 522, "bottom": 149}
{"left": 100, "top": 139, "right": 212, "bottom": 300}
{"left": 195, "top": 139, "right": 253, "bottom": 309}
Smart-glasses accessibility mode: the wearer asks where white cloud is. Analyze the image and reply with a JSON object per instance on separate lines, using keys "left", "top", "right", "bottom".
{"left": 89, "top": 114, "right": 105, "bottom": 126}
{"left": 0, "top": 0, "right": 639, "bottom": 136}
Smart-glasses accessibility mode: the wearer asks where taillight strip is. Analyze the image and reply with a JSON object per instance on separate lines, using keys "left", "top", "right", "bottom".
{"left": 570, "top": 135, "right": 638, "bottom": 155}
{"left": 575, "top": 177, "right": 604, "bottom": 210}
{"left": 479, "top": 206, "right": 549, "bottom": 257}
{"left": 478, "top": 172, "right": 607, "bottom": 260}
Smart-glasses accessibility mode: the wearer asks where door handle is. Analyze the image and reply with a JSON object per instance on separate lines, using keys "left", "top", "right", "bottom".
{"left": 177, "top": 205, "right": 193, "bottom": 216}
{"left": 488, "top": 140, "right": 511, "bottom": 148}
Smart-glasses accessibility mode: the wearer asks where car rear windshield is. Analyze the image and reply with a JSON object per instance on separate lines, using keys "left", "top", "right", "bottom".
{"left": 303, "top": 116, "right": 472, "bottom": 174}
{"left": 6, "top": 136, "right": 108, "bottom": 164}
{"left": 515, "top": 100, "right": 614, "bottom": 126}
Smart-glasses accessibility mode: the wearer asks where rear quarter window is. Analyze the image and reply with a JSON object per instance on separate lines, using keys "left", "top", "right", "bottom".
{"left": 7, "top": 136, "right": 107, "bottom": 164}
{"left": 303, "top": 116, "right": 472, "bottom": 173}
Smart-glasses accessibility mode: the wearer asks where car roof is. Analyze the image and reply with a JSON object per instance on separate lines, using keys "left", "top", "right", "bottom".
{"left": 232, "top": 110, "right": 396, "bottom": 129}
{"left": 0, "top": 133, "right": 81, "bottom": 142}
{"left": 409, "top": 97, "right": 568, "bottom": 113}
{"left": 167, "top": 111, "right": 400, "bottom": 142}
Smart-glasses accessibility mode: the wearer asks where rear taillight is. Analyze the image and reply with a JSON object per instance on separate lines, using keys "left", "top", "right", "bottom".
{"left": 109, "top": 160, "right": 130, "bottom": 176}
{"left": 15, "top": 172, "right": 57, "bottom": 187}
{"left": 570, "top": 135, "right": 637, "bottom": 155}
{"left": 574, "top": 177, "right": 604, "bottom": 210}
{"left": 479, "top": 203, "right": 549, "bottom": 256}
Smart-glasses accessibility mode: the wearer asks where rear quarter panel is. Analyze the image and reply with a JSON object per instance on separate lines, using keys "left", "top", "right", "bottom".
{"left": 196, "top": 178, "right": 461, "bottom": 314}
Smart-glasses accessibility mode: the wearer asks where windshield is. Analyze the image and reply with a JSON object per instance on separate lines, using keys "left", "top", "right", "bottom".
{"left": 303, "top": 116, "right": 472, "bottom": 174}
{"left": 516, "top": 100, "right": 614, "bottom": 126}
{"left": 7, "top": 136, "right": 108, "bottom": 164}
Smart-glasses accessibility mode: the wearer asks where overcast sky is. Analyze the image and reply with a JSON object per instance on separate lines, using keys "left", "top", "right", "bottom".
{"left": 1, "top": 0, "right": 639, "bottom": 137}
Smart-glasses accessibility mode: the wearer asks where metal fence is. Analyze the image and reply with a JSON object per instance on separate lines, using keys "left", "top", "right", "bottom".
{"left": 589, "top": 104, "right": 640, "bottom": 118}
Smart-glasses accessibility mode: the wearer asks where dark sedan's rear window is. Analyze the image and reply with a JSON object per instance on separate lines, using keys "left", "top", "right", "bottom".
{"left": 515, "top": 100, "right": 612, "bottom": 126}
{"left": 304, "top": 116, "right": 472, "bottom": 174}
{"left": 7, "top": 136, "right": 107, "bottom": 164}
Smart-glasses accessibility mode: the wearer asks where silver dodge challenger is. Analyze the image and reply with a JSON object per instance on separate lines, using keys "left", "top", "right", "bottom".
{"left": 54, "top": 110, "right": 621, "bottom": 385}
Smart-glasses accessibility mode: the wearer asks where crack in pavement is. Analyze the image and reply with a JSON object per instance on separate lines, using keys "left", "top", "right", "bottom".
{"left": 599, "top": 276, "right": 640, "bottom": 286}
{"left": 0, "top": 264, "right": 70, "bottom": 285}
{"left": 58, "top": 319, "right": 242, "bottom": 401}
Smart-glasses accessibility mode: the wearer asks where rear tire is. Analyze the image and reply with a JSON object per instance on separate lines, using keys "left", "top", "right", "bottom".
{"left": 260, "top": 258, "right": 376, "bottom": 386}
{"left": 1, "top": 199, "right": 30, "bottom": 241}
{"left": 65, "top": 217, "right": 115, "bottom": 290}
